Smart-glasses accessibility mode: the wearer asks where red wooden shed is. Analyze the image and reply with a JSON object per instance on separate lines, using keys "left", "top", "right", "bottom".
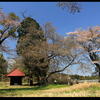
{"left": 7, "top": 68, "right": 25, "bottom": 85}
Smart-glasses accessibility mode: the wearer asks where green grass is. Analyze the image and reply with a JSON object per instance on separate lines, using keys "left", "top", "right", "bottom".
{"left": 0, "top": 82, "right": 69, "bottom": 97}
{"left": 0, "top": 82, "right": 100, "bottom": 97}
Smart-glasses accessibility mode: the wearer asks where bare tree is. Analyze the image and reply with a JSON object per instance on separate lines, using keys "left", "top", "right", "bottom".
{"left": 68, "top": 26, "right": 100, "bottom": 82}
{"left": 35, "top": 22, "right": 81, "bottom": 85}
{"left": 0, "top": 10, "right": 20, "bottom": 53}
{"left": 57, "top": 2, "right": 81, "bottom": 14}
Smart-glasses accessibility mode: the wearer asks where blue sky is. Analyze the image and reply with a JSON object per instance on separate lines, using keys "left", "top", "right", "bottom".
{"left": 1, "top": 2, "right": 100, "bottom": 76}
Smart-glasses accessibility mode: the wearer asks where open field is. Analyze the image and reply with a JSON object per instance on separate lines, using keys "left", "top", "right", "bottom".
{"left": 0, "top": 82, "right": 100, "bottom": 97}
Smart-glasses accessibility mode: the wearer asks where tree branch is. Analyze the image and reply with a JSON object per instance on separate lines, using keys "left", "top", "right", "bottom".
{"left": 0, "top": 35, "right": 9, "bottom": 45}
{"left": 46, "top": 55, "right": 77, "bottom": 80}
{"left": 0, "top": 26, "right": 10, "bottom": 40}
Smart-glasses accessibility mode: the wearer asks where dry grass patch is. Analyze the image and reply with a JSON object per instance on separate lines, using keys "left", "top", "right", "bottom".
{"left": 19, "top": 82, "right": 100, "bottom": 97}
{"left": 0, "top": 82, "right": 100, "bottom": 97}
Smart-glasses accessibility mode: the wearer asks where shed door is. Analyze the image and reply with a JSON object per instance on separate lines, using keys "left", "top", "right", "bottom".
{"left": 10, "top": 77, "right": 22, "bottom": 85}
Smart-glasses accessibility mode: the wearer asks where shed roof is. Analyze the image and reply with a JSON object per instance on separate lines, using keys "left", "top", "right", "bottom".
{"left": 7, "top": 68, "right": 25, "bottom": 77}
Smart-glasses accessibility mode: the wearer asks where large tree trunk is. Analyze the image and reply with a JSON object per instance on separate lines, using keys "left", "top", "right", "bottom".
{"left": 37, "top": 75, "right": 48, "bottom": 86}
{"left": 34, "top": 72, "right": 48, "bottom": 86}
{"left": 29, "top": 76, "right": 33, "bottom": 86}
{"left": 29, "top": 70, "right": 33, "bottom": 86}
{"left": 98, "top": 67, "right": 100, "bottom": 82}
{"left": 40, "top": 77, "right": 48, "bottom": 86}
{"left": 37, "top": 64, "right": 49, "bottom": 86}
{"left": 29, "top": 78, "right": 33, "bottom": 86}
{"left": 95, "top": 65, "right": 100, "bottom": 83}
{"left": 89, "top": 52, "right": 100, "bottom": 82}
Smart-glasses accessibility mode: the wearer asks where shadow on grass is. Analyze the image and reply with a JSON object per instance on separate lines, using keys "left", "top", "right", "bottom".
{"left": 0, "top": 84, "right": 69, "bottom": 94}
{"left": 0, "top": 86, "right": 47, "bottom": 92}
{"left": 0, "top": 85, "right": 57, "bottom": 93}
{"left": 0, "top": 87, "right": 48, "bottom": 95}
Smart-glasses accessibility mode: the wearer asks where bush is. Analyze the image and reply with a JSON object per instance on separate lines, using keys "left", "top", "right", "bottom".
{"left": 48, "top": 73, "right": 75, "bottom": 85}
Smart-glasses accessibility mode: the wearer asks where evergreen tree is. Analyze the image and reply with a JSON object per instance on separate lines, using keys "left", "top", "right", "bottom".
{"left": 16, "top": 17, "right": 47, "bottom": 85}
{"left": 0, "top": 54, "right": 7, "bottom": 81}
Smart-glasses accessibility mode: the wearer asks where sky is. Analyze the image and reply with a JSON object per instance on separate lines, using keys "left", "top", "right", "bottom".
{"left": 1, "top": 2, "right": 100, "bottom": 76}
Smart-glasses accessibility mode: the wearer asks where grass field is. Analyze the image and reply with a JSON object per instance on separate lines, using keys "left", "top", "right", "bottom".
{"left": 0, "top": 82, "right": 100, "bottom": 97}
